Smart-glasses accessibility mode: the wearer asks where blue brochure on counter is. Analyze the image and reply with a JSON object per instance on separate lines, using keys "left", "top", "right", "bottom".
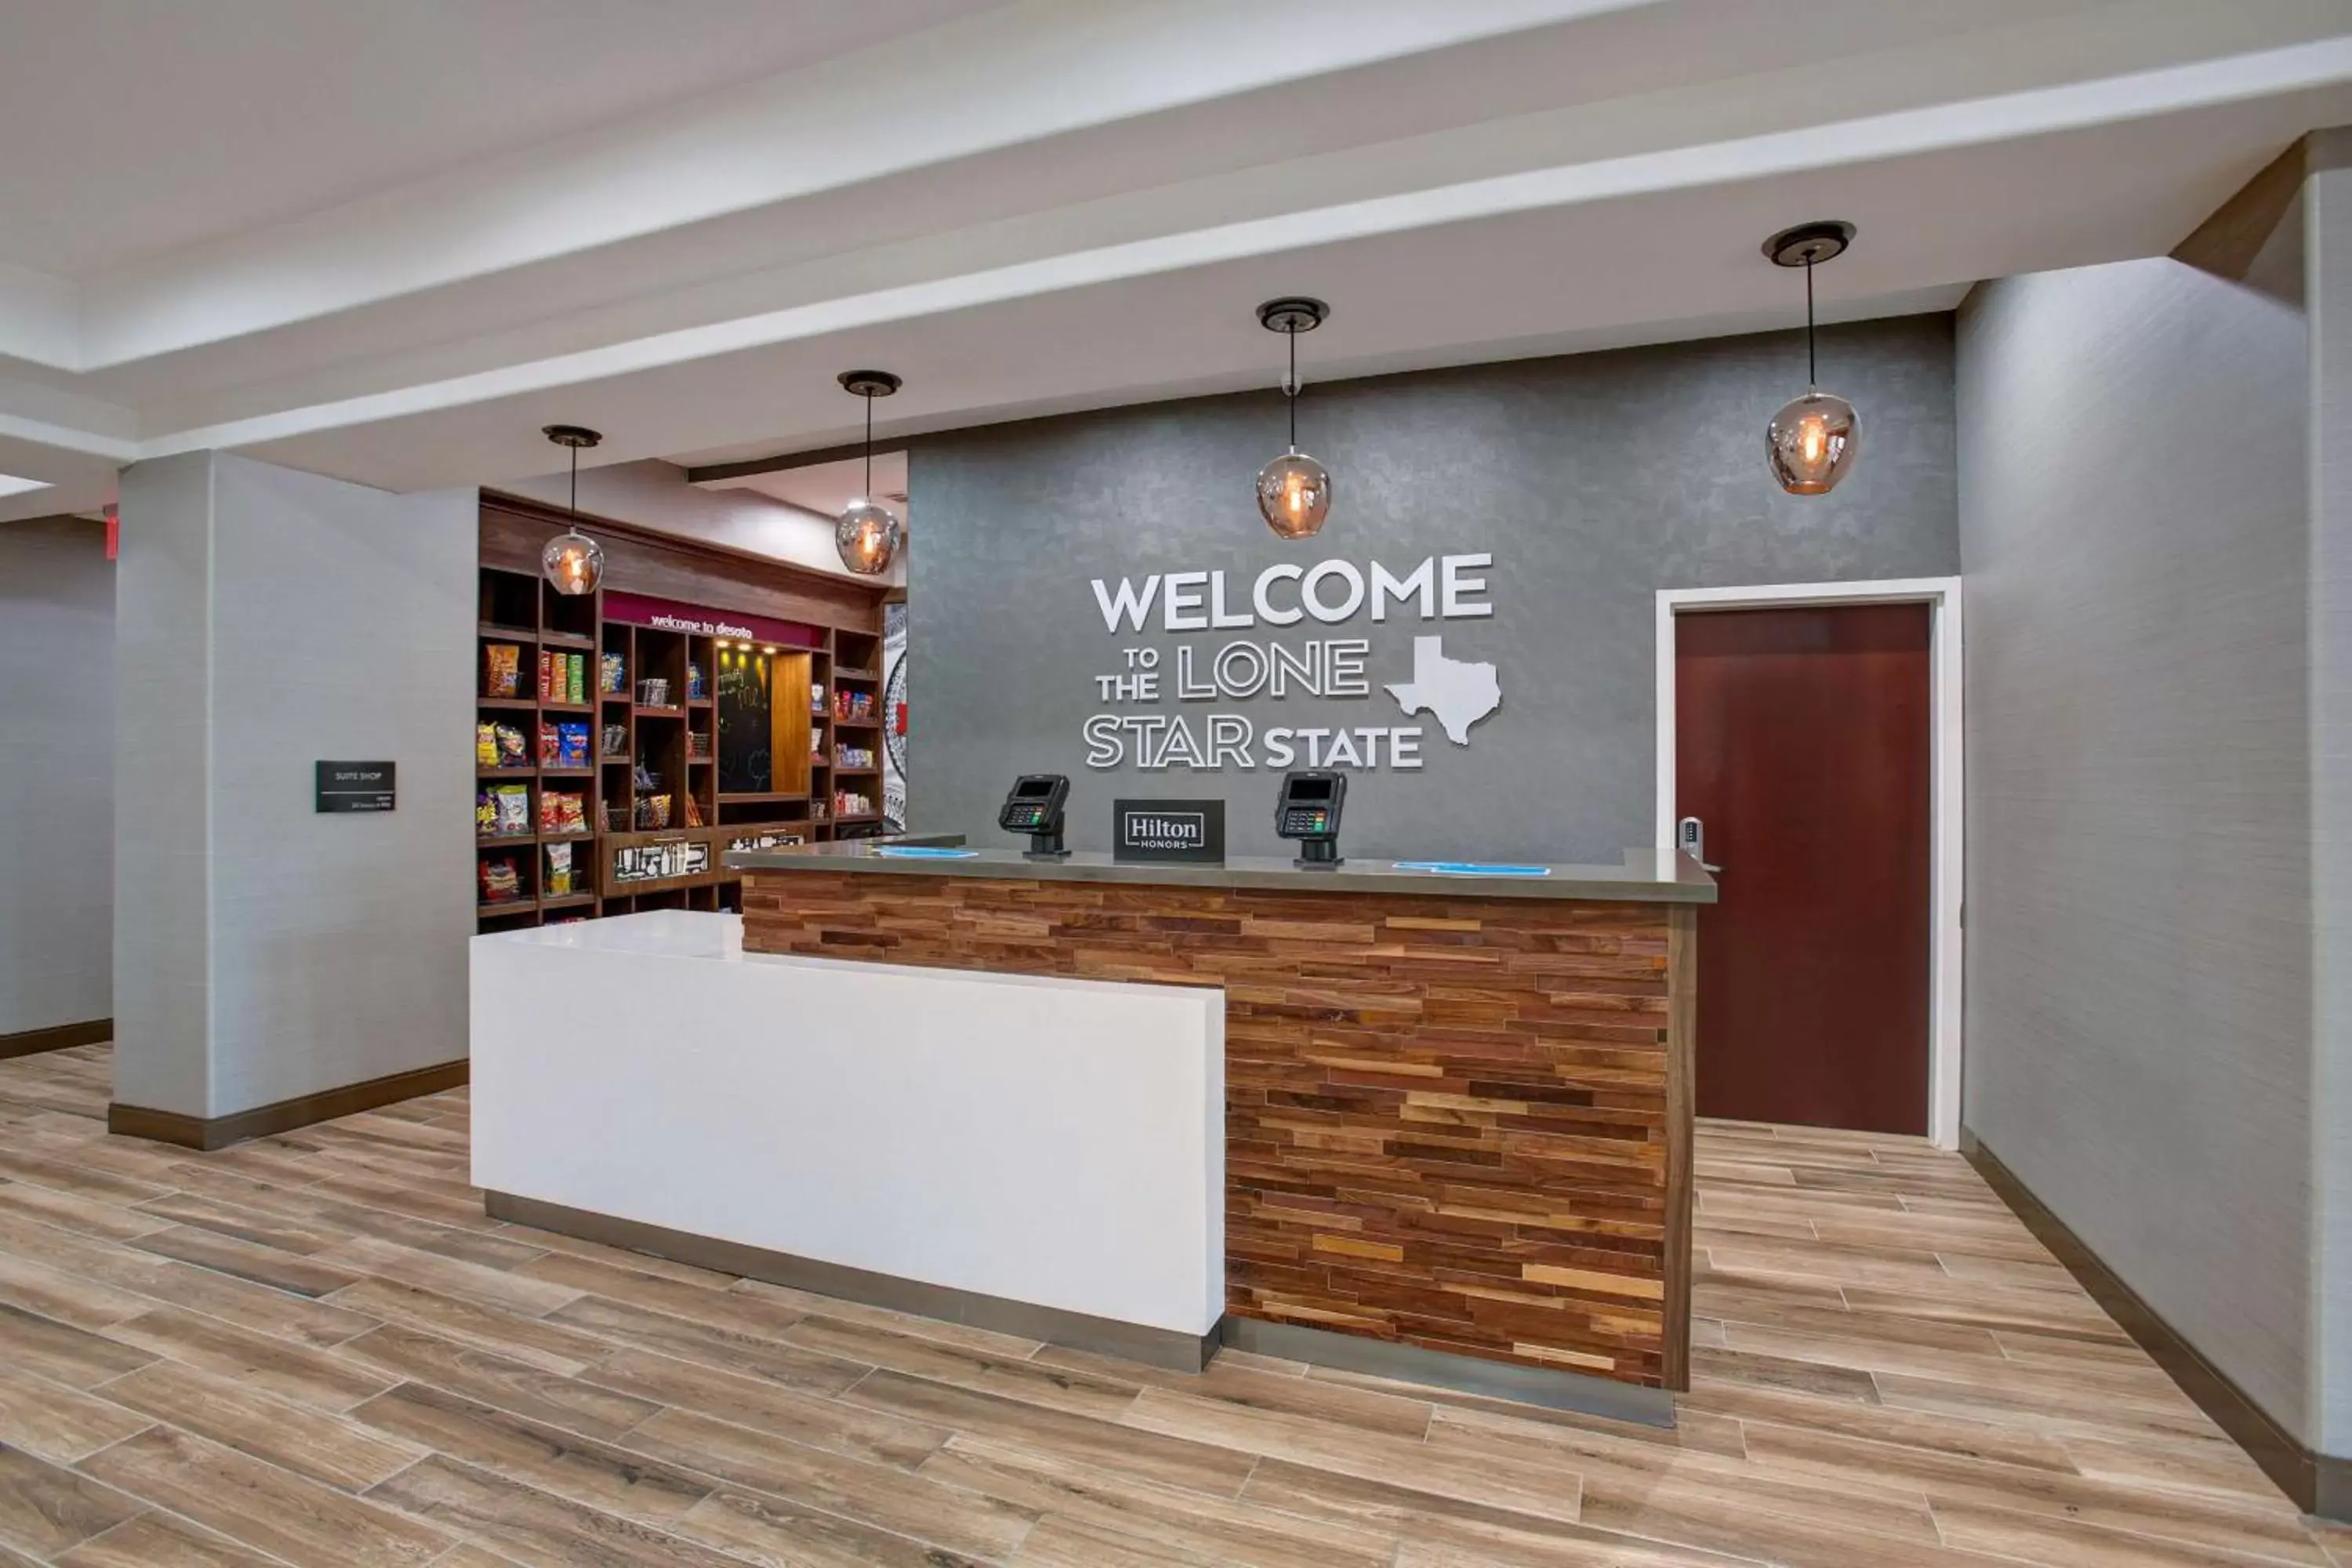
{"left": 1391, "top": 860, "right": 1552, "bottom": 877}
{"left": 873, "top": 844, "right": 980, "bottom": 859}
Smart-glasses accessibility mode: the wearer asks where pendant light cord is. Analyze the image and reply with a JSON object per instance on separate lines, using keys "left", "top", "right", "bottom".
{"left": 1287, "top": 327, "right": 1299, "bottom": 450}
{"left": 863, "top": 394, "right": 873, "bottom": 498}
{"left": 568, "top": 442, "right": 579, "bottom": 524}
{"left": 1805, "top": 258, "right": 1817, "bottom": 390}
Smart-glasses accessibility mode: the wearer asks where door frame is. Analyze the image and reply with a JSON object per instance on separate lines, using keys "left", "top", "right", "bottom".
{"left": 1653, "top": 577, "right": 1965, "bottom": 1149}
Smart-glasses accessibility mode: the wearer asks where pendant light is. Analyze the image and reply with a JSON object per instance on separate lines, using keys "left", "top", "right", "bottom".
{"left": 1254, "top": 297, "right": 1331, "bottom": 539}
{"left": 835, "top": 370, "right": 903, "bottom": 575}
{"left": 1762, "top": 221, "right": 1860, "bottom": 495}
{"left": 539, "top": 424, "right": 604, "bottom": 595}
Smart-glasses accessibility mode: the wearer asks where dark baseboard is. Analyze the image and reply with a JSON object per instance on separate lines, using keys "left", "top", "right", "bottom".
{"left": 1962, "top": 1127, "right": 2343, "bottom": 1520}
{"left": 109, "top": 1058, "right": 468, "bottom": 1152}
{"left": 0, "top": 1018, "right": 111, "bottom": 1062}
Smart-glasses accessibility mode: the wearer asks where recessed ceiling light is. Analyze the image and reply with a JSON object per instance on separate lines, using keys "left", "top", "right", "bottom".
{"left": 0, "top": 474, "right": 52, "bottom": 499}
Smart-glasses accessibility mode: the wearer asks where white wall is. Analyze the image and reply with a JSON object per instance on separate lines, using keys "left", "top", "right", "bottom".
{"left": 114, "top": 452, "right": 474, "bottom": 1118}
{"left": 0, "top": 517, "right": 114, "bottom": 1038}
{"left": 2310, "top": 153, "right": 2352, "bottom": 1465}
{"left": 1958, "top": 236, "right": 2316, "bottom": 1437}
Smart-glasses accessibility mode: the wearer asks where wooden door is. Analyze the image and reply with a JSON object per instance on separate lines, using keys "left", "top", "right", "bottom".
{"left": 1675, "top": 603, "right": 1931, "bottom": 1134}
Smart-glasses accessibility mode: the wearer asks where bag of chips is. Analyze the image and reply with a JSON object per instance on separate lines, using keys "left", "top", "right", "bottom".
{"left": 476, "top": 790, "right": 496, "bottom": 837}
{"left": 477, "top": 723, "right": 499, "bottom": 768}
{"left": 483, "top": 643, "right": 521, "bottom": 698}
{"left": 494, "top": 784, "right": 529, "bottom": 837}
{"left": 479, "top": 857, "right": 521, "bottom": 903}
{"left": 495, "top": 723, "right": 528, "bottom": 768}
{"left": 545, "top": 842, "right": 573, "bottom": 897}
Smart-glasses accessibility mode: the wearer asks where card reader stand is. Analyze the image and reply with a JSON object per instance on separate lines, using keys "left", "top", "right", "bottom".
{"left": 1273, "top": 769, "right": 1347, "bottom": 870}
{"left": 998, "top": 774, "right": 1073, "bottom": 860}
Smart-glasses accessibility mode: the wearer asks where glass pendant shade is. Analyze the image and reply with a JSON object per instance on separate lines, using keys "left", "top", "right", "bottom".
{"left": 1257, "top": 448, "right": 1331, "bottom": 539}
{"left": 1766, "top": 391, "right": 1859, "bottom": 495}
{"left": 542, "top": 528, "right": 604, "bottom": 595}
{"left": 836, "top": 499, "right": 902, "bottom": 575}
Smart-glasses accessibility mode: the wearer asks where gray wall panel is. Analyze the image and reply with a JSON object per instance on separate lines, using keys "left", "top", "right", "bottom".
{"left": 912, "top": 318, "right": 1958, "bottom": 863}
{"left": 0, "top": 518, "right": 114, "bottom": 1038}
{"left": 1958, "top": 249, "right": 2314, "bottom": 1441}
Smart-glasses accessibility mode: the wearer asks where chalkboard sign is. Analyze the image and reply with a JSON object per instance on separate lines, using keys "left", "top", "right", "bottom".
{"left": 717, "top": 655, "right": 773, "bottom": 795}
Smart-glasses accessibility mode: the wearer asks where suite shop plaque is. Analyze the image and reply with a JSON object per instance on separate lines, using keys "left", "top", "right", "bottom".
{"left": 314, "top": 760, "right": 395, "bottom": 813}
{"left": 1112, "top": 798, "right": 1225, "bottom": 864}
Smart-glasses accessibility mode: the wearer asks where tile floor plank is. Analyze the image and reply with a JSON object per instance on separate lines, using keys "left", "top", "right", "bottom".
{"left": 0, "top": 1049, "right": 2331, "bottom": 1568}
{"left": 77, "top": 1425, "right": 452, "bottom": 1567}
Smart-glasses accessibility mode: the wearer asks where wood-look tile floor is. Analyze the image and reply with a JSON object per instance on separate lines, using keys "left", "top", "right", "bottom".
{"left": 0, "top": 1045, "right": 2336, "bottom": 1568}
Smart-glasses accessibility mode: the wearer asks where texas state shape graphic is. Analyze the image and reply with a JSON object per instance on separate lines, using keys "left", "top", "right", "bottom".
{"left": 1385, "top": 634, "right": 1501, "bottom": 745}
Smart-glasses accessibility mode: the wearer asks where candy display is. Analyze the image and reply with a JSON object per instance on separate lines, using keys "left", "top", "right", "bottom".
{"left": 482, "top": 643, "right": 521, "bottom": 698}
{"left": 837, "top": 745, "right": 875, "bottom": 770}
{"left": 833, "top": 689, "right": 876, "bottom": 721}
{"left": 834, "top": 789, "right": 873, "bottom": 818}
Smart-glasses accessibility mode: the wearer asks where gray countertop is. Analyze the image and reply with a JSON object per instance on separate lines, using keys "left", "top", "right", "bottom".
{"left": 728, "top": 835, "right": 1716, "bottom": 903}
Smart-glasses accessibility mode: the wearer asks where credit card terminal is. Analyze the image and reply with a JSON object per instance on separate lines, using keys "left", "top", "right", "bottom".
{"left": 998, "top": 774, "right": 1070, "bottom": 858}
{"left": 1275, "top": 769, "right": 1346, "bottom": 867}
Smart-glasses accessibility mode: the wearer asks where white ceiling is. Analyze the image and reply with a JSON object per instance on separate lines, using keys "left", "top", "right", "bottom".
{"left": 0, "top": 0, "right": 994, "bottom": 274}
{"left": 2, "top": 0, "right": 2350, "bottom": 521}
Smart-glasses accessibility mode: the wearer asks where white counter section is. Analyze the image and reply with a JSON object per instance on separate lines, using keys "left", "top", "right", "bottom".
{"left": 471, "top": 910, "right": 1223, "bottom": 1340}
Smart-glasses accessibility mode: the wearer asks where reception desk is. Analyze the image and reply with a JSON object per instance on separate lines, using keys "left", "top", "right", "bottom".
{"left": 732, "top": 839, "right": 1712, "bottom": 1421}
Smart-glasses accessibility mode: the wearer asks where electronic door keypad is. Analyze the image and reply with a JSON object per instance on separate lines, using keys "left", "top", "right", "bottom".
{"left": 1274, "top": 769, "right": 1346, "bottom": 868}
{"left": 999, "top": 774, "right": 1071, "bottom": 859}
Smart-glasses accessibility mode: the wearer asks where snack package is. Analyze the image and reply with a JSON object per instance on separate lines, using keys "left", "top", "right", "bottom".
{"left": 538, "top": 650, "right": 551, "bottom": 702}
{"left": 479, "top": 857, "right": 521, "bottom": 903}
{"left": 483, "top": 644, "right": 521, "bottom": 698}
{"left": 602, "top": 724, "right": 628, "bottom": 759}
{"left": 684, "top": 793, "right": 703, "bottom": 829}
{"left": 476, "top": 722, "right": 499, "bottom": 768}
{"left": 476, "top": 790, "right": 495, "bottom": 837}
{"left": 559, "top": 721, "right": 590, "bottom": 770}
{"left": 568, "top": 653, "right": 585, "bottom": 705}
{"left": 601, "top": 652, "right": 625, "bottom": 695}
{"left": 537, "top": 722, "right": 557, "bottom": 768}
{"left": 545, "top": 842, "right": 573, "bottom": 897}
{"left": 687, "top": 661, "right": 705, "bottom": 701}
{"left": 561, "top": 793, "right": 588, "bottom": 833}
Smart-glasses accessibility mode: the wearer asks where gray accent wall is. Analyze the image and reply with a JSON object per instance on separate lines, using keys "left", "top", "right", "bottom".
{"left": 1958, "top": 238, "right": 2318, "bottom": 1439}
{"left": 0, "top": 517, "right": 113, "bottom": 1038}
{"left": 912, "top": 317, "right": 1958, "bottom": 863}
{"left": 114, "top": 452, "right": 474, "bottom": 1119}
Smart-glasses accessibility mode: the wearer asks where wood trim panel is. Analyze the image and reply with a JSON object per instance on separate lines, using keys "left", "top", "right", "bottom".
{"left": 479, "top": 491, "right": 884, "bottom": 633}
{"left": 1661, "top": 903, "right": 1696, "bottom": 1391}
{"left": 109, "top": 1059, "right": 468, "bottom": 1151}
{"left": 742, "top": 869, "right": 1690, "bottom": 1390}
{"left": 0, "top": 1018, "right": 110, "bottom": 1061}
{"left": 1962, "top": 1128, "right": 2333, "bottom": 1517}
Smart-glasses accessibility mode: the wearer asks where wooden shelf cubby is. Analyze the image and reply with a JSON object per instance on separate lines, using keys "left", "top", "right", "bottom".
{"left": 473, "top": 494, "right": 889, "bottom": 929}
